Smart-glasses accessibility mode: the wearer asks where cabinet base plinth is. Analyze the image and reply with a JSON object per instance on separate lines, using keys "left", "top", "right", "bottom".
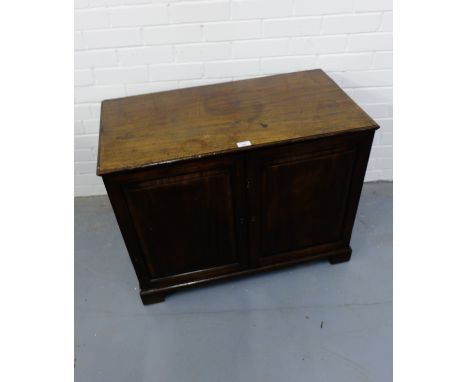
{"left": 138, "top": 247, "right": 354, "bottom": 304}
{"left": 328, "top": 250, "right": 352, "bottom": 264}
{"left": 140, "top": 291, "right": 165, "bottom": 305}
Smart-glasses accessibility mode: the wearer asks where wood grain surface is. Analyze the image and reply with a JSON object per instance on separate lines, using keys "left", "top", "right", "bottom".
{"left": 97, "top": 69, "right": 377, "bottom": 175}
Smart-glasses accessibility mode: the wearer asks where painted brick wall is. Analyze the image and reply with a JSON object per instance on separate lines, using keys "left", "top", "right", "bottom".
{"left": 75, "top": 0, "right": 393, "bottom": 196}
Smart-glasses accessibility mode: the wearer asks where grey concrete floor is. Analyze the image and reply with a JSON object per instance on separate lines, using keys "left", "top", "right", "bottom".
{"left": 75, "top": 182, "right": 392, "bottom": 382}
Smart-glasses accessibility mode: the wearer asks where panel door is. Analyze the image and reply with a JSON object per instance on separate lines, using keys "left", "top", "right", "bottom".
{"left": 246, "top": 131, "right": 374, "bottom": 266}
{"left": 104, "top": 154, "right": 247, "bottom": 288}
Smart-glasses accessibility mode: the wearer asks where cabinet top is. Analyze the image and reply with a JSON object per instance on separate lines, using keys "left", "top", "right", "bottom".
{"left": 97, "top": 69, "right": 378, "bottom": 175}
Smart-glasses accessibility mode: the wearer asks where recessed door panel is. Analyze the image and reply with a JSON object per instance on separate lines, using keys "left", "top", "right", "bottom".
{"left": 261, "top": 149, "right": 355, "bottom": 256}
{"left": 120, "top": 157, "right": 247, "bottom": 282}
{"left": 247, "top": 132, "right": 373, "bottom": 266}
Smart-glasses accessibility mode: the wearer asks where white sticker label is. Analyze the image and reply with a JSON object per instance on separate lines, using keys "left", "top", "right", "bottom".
{"left": 236, "top": 140, "right": 252, "bottom": 148}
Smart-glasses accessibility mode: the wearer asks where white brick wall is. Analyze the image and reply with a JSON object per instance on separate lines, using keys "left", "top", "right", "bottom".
{"left": 75, "top": 0, "right": 393, "bottom": 196}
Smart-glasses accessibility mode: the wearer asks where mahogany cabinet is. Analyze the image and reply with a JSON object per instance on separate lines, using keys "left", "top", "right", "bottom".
{"left": 97, "top": 70, "right": 379, "bottom": 304}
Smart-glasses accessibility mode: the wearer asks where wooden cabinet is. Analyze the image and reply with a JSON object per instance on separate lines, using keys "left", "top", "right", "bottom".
{"left": 97, "top": 70, "right": 378, "bottom": 304}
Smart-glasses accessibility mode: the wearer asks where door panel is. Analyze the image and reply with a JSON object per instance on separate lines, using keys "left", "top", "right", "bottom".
{"left": 261, "top": 149, "right": 355, "bottom": 256}
{"left": 247, "top": 132, "right": 374, "bottom": 266}
{"left": 116, "top": 156, "right": 247, "bottom": 284}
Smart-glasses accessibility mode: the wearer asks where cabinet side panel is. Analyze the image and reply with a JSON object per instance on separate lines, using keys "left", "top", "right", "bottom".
{"left": 340, "top": 130, "right": 375, "bottom": 244}
{"left": 103, "top": 177, "right": 152, "bottom": 288}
